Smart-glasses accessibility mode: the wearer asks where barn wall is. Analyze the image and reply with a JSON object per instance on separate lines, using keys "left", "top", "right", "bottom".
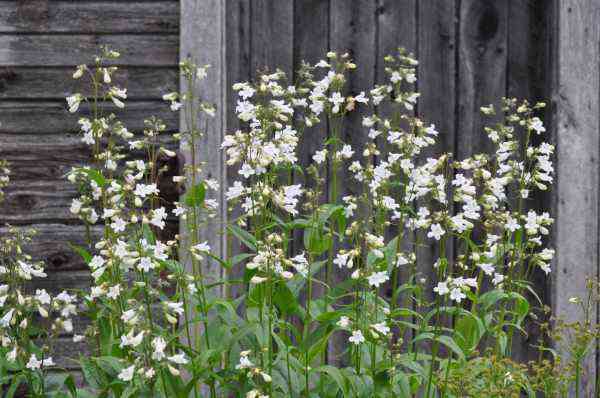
{"left": 1, "top": 0, "right": 598, "bottom": 392}
{"left": 0, "top": 0, "right": 180, "bottom": 364}
{"left": 219, "top": 0, "right": 554, "bottom": 363}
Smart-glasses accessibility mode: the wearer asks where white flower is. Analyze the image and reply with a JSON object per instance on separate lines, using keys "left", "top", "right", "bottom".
{"left": 119, "top": 330, "right": 144, "bottom": 348}
{"left": 329, "top": 92, "right": 344, "bottom": 113}
{"left": 349, "top": 330, "right": 365, "bottom": 345}
{"left": 193, "top": 241, "right": 211, "bottom": 253}
{"left": 530, "top": 117, "right": 545, "bottom": 135}
{"left": 425, "top": 124, "right": 439, "bottom": 136}
{"left": 138, "top": 257, "right": 154, "bottom": 272}
{"left": 66, "top": 94, "right": 82, "bottom": 113}
{"left": 150, "top": 207, "right": 167, "bottom": 229}
{"left": 236, "top": 351, "right": 254, "bottom": 369}
{"left": 118, "top": 365, "right": 135, "bottom": 382}
{"left": 167, "top": 302, "right": 184, "bottom": 316}
{"left": 427, "top": 223, "right": 445, "bottom": 241}
{"left": 478, "top": 263, "right": 495, "bottom": 276}
{"left": 371, "top": 322, "right": 390, "bottom": 336}
{"left": 0, "top": 309, "right": 14, "bottom": 327}
{"left": 367, "top": 271, "right": 389, "bottom": 287}
{"left": 70, "top": 199, "right": 82, "bottom": 214}
{"left": 73, "top": 65, "right": 85, "bottom": 79}
{"left": 239, "top": 163, "right": 255, "bottom": 179}
{"left": 111, "top": 217, "right": 127, "bottom": 233}
{"left": 250, "top": 276, "right": 267, "bottom": 284}
{"left": 492, "top": 273, "right": 505, "bottom": 286}
{"left": 433, "top": 282, "right": 449, "bottom": 296}
{"left": 89, "top": 255, "right": 105, "bottom": 270}
{"left": 450, "top": 288, "right": 466, "bottom": 303}
{"left": 226, "top": 181, "right": 245, "bottom": 201}
{"left": 354, "top": 91, "right": 368, "bottom": 104}
{"left": 337, "top": 316, "right": 350, "bottom": 328}
{"left": 168, "top": 352, "right": 189, "bottom": 365}
{"left": 339, "top": 144, "right": 354, "bottom": 159}
{"left": 6, "top": 347, "right": 17, "bottom": 362}
{"left": 505, "top": 216, "right": 520, "bottom": 232}
{"left": 313, "top": 149, "right": 327, "bottom": 164}
{"left": 35, "top": 289, "right": 51, "bottom": 305}
{"left": 107, "top": 285, "right": 121, "bottom": 299}
{"left": 333, "top": 252, "right": 353, "bottom": 269}
{"left": 152, "top": 337, "right": 167, "bottom": 361}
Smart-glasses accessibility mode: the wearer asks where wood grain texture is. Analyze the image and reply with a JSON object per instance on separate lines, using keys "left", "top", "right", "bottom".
{"left": 0, "top": 34, "right": 178, "bottom": 66}
{"left": 506, "top": 0, "right": 544, "bottom": 365}
{"left": 0, "top": 101, "right": 177, "bottom": 135}
{"left": 180, "top": 2, "right": 227, "bottom": 376}
{"left": 552, "top": 0, "right": 600, "bottom": 394}
{"left": 329, "top": 0, "right": 377, "bottom": 365}
{"left": 0, "top": 66, "right": 178, "bottom": 99}
{"left": 414, "top": 0, "right": 457, "bottom": 354}
{"left": 0, "top": 1, "right": 179, "bottom": 33}
{"left": 225, "top": 0, "right": 251, "bottom": 301}
{"left": 456, "top": 0, "right": 508, "bottom": 159}
{"left": 250, "top": 0, "right": 294, "bottom": 75}
{"left": 0, "top": 224, "right": 102, "bottom": 272}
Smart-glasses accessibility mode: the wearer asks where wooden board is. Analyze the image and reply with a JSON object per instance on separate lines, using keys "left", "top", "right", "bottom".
{"left": 250, "top": 0, "right": 294, "bottom": 75}
{"left": 456, "top": 0, "right": 508, "bottom": 159}
{"left": 0, "top": 1, "right": 179, "bottom": 33}
{"left": 552, "top": 0, "right": 600, "bottom": 395}
{"left": 329, "top": 0, "right": 378, "bottom": 366}
{"left": 0, "top": 66, "right": 178, "bottom": 99}
{"left": 0, "top": 34, "right": 178, "bottom": 66}
{"left": 0, "top": 101, "right": 178, "bottom": 135}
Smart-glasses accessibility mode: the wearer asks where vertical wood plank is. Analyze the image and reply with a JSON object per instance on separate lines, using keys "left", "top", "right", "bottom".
{"left": 457, "top": 0, "right": 508, "bottom": 159}
{"left": 506, "top": 0, "right": 545, "bottom": 364}
{"left": 552, "top": 0, "right": 600, "bottom": 395}
{"left": 180, "top": 0, "right": 227, "bottom": 341}
{"left": 292, "top": 0, "right": 330, "bottom": 352}
{"left": 376, "top": 0, "right": 418, "bottom": 356}
{"left": 225, "top": 0, "right": 251, "bottom": 300}
{"left": 416, "top": 0, "right": 457, "bottom": 338}
{"left": 329, "top": 0, "right": 378, "bottom": 365}
{"left": 250, "top": 0, "right": 294, "bottom": 76}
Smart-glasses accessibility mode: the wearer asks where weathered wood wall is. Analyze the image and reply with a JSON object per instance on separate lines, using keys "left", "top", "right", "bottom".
{"left": 1, "top": 0, "right": 599, "bottom": 394}
{"left": 190, "top": 0, "right": 600, "bottom": 393}
{"left": 221, "top": 0, "right": 554, "bottom": 361}
{"left": 0, "top": 0, "right": 180, "bottom": 365}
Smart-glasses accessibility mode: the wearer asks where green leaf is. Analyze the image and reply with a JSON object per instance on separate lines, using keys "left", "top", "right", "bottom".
{"left": 273, "top": 282, "right": 299, "bottom": 317}
{"left": 315, "top": 365, "right": 350, "bottom": 397}
{"left": 79, "top": 168, "right": 107, "bottom": 187}
{"left": 80, "top": 357, "right": 104, "bottom": 389}
{"left": 184, "top": 182, "right": 206, "bottom": 207}
{"left": 413, "top": 333, "right": 466, "bottom": 361}
{"left": 303, "top": 226, "right": 332, "bottom": 255}
{"left": 63, "top": 374, "right": 77, "bottom": 398}
{"left": 69, "top": 243, "right": 92, "bottom": 264}
{"left": 227, "top": 224, "right": 257, "bottom": 252}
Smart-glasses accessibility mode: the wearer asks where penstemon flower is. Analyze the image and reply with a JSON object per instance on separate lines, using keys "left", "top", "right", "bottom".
{"left": 0, "top": 45, "right": 570, "bottom": 397}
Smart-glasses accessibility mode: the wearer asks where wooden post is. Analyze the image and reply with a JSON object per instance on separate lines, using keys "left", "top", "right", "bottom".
{"left": 552, "top": 0, "right": 600, "bottom": 395}
{"left": 179, "top": 0, "right": 227, "bottom": 331}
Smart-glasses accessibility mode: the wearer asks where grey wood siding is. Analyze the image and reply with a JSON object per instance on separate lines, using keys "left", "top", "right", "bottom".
{"left": 2, "top": 0, "right": 599, "bottom": 392}
{"left": 219, "top": 0, "right": 559, "bottom": 364}
{"left": 0, "top": 0, "right": 180, "bottom": 362}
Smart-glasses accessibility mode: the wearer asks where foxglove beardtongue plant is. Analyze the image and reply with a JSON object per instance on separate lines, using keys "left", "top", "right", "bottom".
{"left": 9, "top": 44, "right": 600, "bottom": 397}
{"left": 0, "top": 216, "right": 77, "bottom": 395}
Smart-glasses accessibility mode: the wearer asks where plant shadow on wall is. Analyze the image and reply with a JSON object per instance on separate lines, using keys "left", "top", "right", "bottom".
{"left": 0, "top": 46, "right": 599, "bottom": 398}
